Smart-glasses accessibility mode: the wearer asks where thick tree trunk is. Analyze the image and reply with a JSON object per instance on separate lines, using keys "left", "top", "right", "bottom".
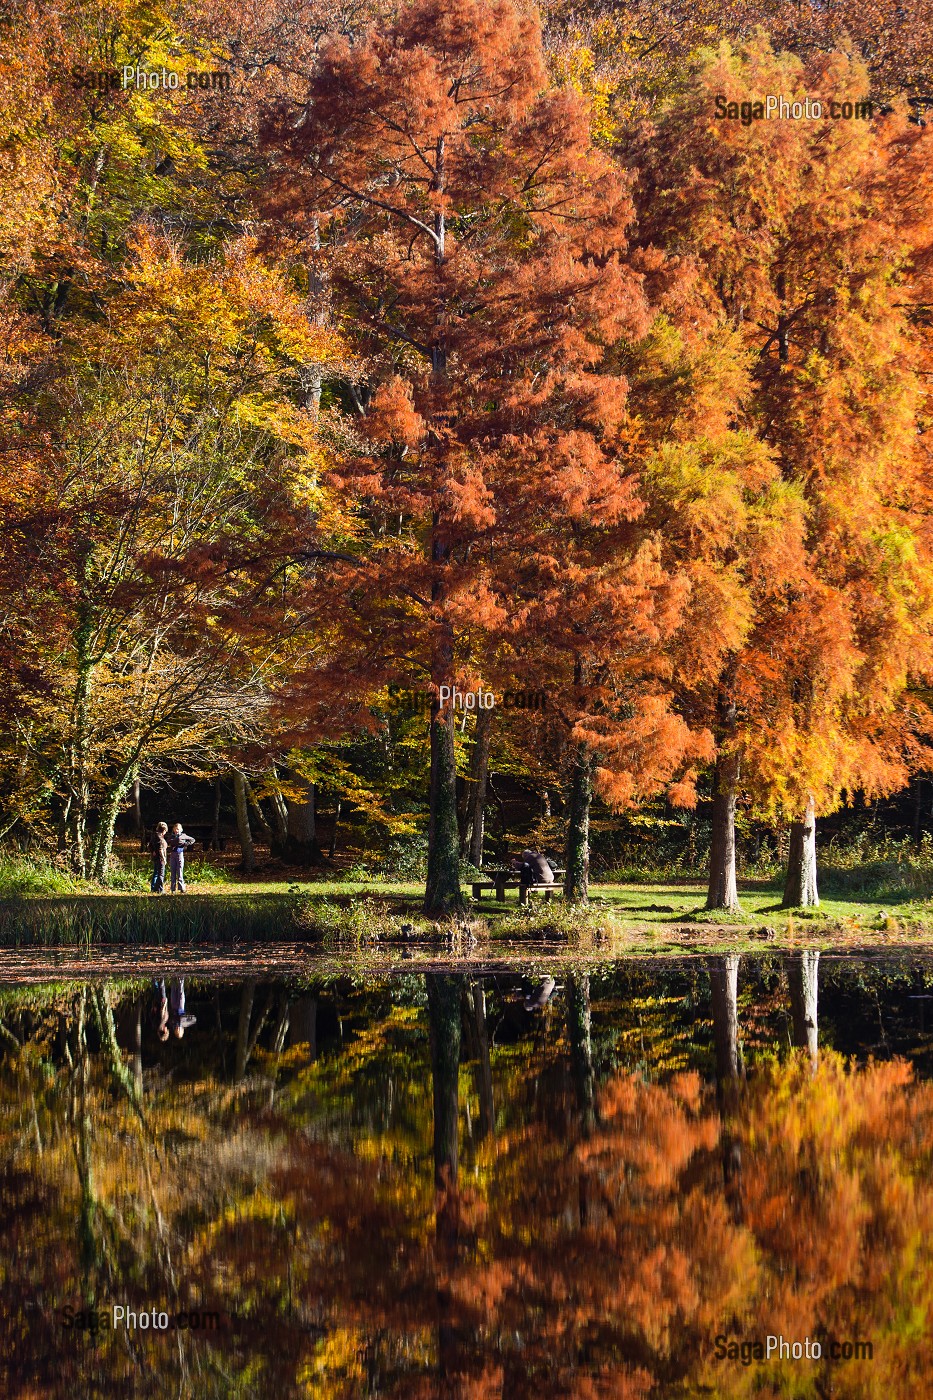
{"left": 459, "top": 707, "right": 493, "bottom": 866}
{"left": 706, "top": 751, "right": 740, "bottom": 911}
{"left": 232, "top": 770, "right": 255, "bottom": 874}
{"left": 709, "top": 954, "right": 743, "bottom": 1082}
{"left": 566, "top": 973, "right": 596, "bottom": 1134}
{"left": 709, "top": 953, "right": 745, "bottom": 1222}
{"left": 277, "top": 777, "right": 321, "bottom": 866}
{"left": 781, "top": 795, "right": 819, "bottom": 907}
{"left": 563, "top": 742, "right": 594, "bottom": 902}
{"left": 425, "top": 704, "right": 463, "bottom": 915}
{"left": 89, "top": 768, "right": 135, "bottom": 883}
{"left": 788, "top": 950, "right": 819, "bottom": 1070}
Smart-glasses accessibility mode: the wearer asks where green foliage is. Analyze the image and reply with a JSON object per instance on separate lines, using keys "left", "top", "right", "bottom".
{"left": 820, "top": 831, "right": 933, "bottom": 898}
{"left": 0, "top": 894, "right": 310, "bottom": 946}
{"left": 0, "top": 854, "right": 82, "bottom": 896}
{"left": 298, "top": 895, "right": 399, "bottom": 944}
{"left": 375, "top": 834, "right": 429, "bottom": 880}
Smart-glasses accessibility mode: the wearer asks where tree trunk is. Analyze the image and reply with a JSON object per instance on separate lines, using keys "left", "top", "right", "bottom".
{"left": 566, "top": 973, "right": 596, "bottom": 1135}
{"left": 210, "top": 777, "right": 222, "bottom": 851}
{"left": 244, "top": 777, "right": 274, "bottom": 845}
{"left": 459, "top": 707, "right": 493, "bottom": 866}
{"left": 424, "top": 704, "right": 463, "bottom": 915}
{"left": 788, "top": 950, "right": 819, "bottom": 1070}
{"left": 709, "top": 954, "right": 743, "bottom": 1082}
{"left": 234, "top": 980, "right": 256, "bottom": 1081}
{"left": 89, "top": 768, "right": 135, "bottom": 883}
{"left": 280, "top": 777, "right": 321, "bottom": 866}
{"left": 132, "top": 777, "right": 145, "bottom": 849}
{"left": 710, "top": 953, "right": 745, "bottom": 1223}
{"left": 268, "top": 786, "right": 289, "bottom": 847}
{"left": 288, "top": 995, "right": 317, "bottom": 1057}
{"left": 706, "top": 751, "right": 740, "bottom": 911}
{"left": 563, "top": 742, "right": 594, "bottom": 902}
{"left": 426, "top": 973, "right": 462, "bottom": 1240}
{"left": 781, "top": 794, "right": 819, "bottom": 907}
{"left": 68, "top": 623, "right": 93, "bottom": 878}
{"left": 329, "top": 799, "right": 341, "bottom": 859}
{"left": 232, "top": 770, "right": 255, "bottom": 874}
{"left": 461, "top": 979, "right": 494, "bottom": 1142}
{"left": 131, "top": 996, "right": 143, "bottom": 1098}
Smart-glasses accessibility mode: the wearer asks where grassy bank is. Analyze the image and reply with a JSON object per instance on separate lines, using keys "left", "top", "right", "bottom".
{"left": 1, "top": 878, "right": 933, "bottom": 950}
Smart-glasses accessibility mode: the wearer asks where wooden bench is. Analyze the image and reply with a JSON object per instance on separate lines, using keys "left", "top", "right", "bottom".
{"left": 472, "top": 877, "right": 516, "bottom": 901}
{"left": 472, "top": 870, "right": 564, "bottom": 904}
{"left": 519, "top": 880, "right": 561, "bottom": 906}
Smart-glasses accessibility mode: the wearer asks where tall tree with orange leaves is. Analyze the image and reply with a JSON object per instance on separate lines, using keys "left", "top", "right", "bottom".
{"left": 627, "top": 39, "right": 933, "bottom": 908}
{"left": 260, "top": 0, "right": 677, "bottom": 912}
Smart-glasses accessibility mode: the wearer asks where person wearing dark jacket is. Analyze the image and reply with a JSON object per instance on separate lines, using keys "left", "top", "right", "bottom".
{"left": 512, "top": 849, "right": 555, "bottom": 888}
{"left": 149, "top": 822, "right": 168, "bottom": 894}
{"left": 166, "top": 824, "right": 195, "bottom": 893}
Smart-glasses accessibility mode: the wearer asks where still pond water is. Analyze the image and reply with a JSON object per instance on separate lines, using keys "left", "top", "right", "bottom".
{"left": 1, "top": 951, "right": 932, "bottom": 1398}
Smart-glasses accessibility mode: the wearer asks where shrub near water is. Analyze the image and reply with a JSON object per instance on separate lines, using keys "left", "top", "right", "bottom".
{"left": 299, "top": 896, "right": 398, "bottom": 943}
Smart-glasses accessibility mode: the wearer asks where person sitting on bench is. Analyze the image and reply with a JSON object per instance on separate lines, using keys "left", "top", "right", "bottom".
{"left": 512, "top": 850, "right": 555, "bottom": 888}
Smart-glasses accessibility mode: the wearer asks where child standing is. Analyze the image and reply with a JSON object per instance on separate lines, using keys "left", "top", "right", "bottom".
{"left": 167, "top": 823, "right": 195, "bottom": 893}
{"left": 149, "top": 822, "right": 168, "bottom": 894}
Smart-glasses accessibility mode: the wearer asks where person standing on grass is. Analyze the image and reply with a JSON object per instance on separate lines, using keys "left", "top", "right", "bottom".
{"left": 166, "top": 823, "right": 195, "bottom": 893}
{"left": 149, "top": 821, "right": 168, "bottom": 894}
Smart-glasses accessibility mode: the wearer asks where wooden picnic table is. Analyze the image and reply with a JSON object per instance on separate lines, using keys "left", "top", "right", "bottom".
{"left": 472, "top": 868, "right": 565, "bottom": 904}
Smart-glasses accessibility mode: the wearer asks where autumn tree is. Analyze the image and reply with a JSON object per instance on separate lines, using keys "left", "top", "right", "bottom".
{"left": 627, "top": 39, "right": 933, "bottom": 907}
{"left": 540, "top": 0, "right": 933, "bottom": 141}
{"left": 0, "top": 232, "right": 344, "bottom": 875}
{"left": 259, "top": 0, "right": 672, "bottom": 912}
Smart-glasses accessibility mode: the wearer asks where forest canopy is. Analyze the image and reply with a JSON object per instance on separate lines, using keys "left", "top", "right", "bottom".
{"left": 1, "top": 0, "right": 932, "bottom": 912}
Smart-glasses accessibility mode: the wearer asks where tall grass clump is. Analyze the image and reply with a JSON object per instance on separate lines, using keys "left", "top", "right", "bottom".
{"left": 496, "top": 899, "right": 624, "bottom": 948}
{"left": 0, "top": 892, "right": 312, "bottom": 946}
{"left": 0, "top": 854, "right": 83, "bottom": 896}
{"left": 819, "top": 830, "right": 933, "bottom": 899}
{"left": 298, "top": 895, "right": 397, "bottom": 944}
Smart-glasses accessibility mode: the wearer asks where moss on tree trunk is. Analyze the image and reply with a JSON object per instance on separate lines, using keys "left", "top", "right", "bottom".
{"left": 706, "top": 751, "right": 740, "bottom": 912}
{"left": 563, "top": 743, "right": 594, "bottom": 902}
{"left": 424, "top": 705, "right": 463, "bottom": 915}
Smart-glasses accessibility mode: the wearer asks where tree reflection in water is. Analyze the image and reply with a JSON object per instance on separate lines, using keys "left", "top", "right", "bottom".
{"left": 0, "top": 955, "right": 932, "bottom": 1396}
